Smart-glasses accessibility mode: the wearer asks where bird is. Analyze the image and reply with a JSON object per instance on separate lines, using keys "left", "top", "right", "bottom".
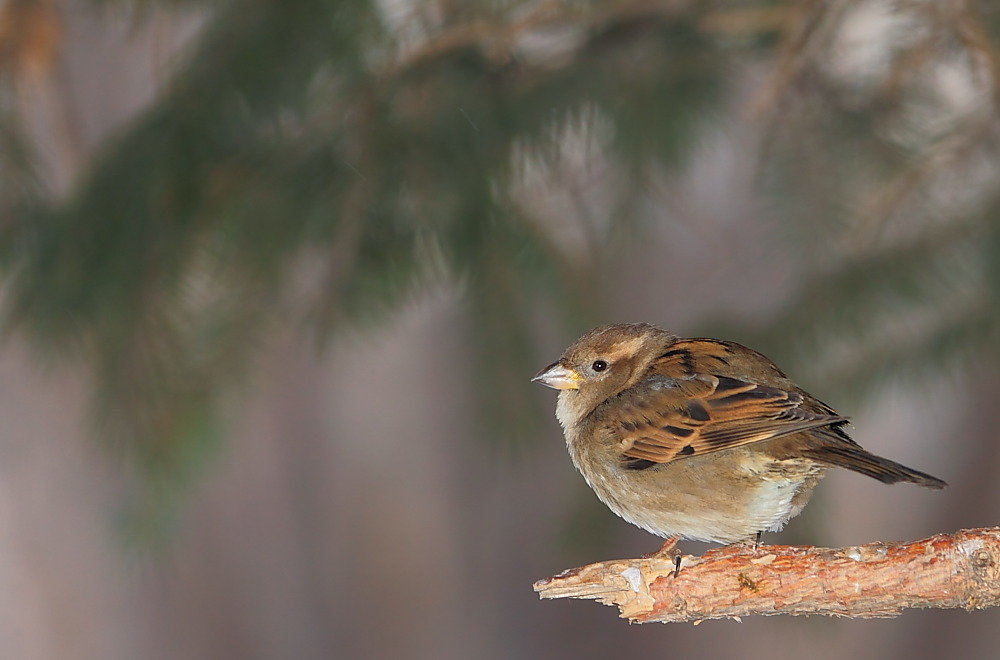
{"left": 532, "top": 322, "right": 945, "bottom": 554}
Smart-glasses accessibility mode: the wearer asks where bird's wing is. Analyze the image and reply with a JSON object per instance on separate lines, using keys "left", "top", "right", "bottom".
{"left": 649, "top": 337, "right": 857, "bottom": 436}
{"left": 613, "top": 374, "right": 847, "bottom": 467}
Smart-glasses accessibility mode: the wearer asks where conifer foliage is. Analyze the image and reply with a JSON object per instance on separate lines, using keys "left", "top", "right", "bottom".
{"left": 0, "top": 0, "right": 996, "bottom": 533}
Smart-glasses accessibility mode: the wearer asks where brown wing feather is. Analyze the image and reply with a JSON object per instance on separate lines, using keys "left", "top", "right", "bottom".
{"left": 653, "top": 340, "right": 734, "bottom": 377}
{"left": 617, "top": 375, "right": 846, "bottom": 466}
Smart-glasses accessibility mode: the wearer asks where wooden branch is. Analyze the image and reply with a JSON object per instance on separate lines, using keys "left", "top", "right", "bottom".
{"left": 534, "top": 527, "right": 1000, "bottom": 623}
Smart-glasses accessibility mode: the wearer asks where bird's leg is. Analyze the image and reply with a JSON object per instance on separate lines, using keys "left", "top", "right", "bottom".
{"left": 641, "top": 535, "right": 683, "bottom": 577}
{"left": 728, "top": 532, "right": 764, "bottom": 556}
{"left": 648, "top": 535, "right": 680, "bottom": 557}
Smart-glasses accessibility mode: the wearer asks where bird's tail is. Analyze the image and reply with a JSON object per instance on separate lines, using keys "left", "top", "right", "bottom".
{"left": 802, "top": 444, "right": 946, "bottom": 489}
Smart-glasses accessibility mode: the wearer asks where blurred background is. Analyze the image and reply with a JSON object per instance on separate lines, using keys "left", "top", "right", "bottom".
{"left": 0, "top": 0, "right": 998, "bottom": 658}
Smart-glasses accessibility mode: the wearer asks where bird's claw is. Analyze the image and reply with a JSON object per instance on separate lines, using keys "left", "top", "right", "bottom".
{"left": 642, "top": 536, "right": 683, "bottom": 577}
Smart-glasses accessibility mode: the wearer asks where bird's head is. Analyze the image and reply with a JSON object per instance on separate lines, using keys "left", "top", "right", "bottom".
{"left": 533, "top": 323, "right": 675, "bottom": 426}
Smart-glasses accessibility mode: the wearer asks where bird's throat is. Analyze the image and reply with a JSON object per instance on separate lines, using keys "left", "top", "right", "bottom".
{"left": 554, "top": 390, "right": 582, "bottom": 430}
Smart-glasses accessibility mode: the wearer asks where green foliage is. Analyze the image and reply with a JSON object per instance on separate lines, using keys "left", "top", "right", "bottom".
{"left": 0, "top": 0, "right": 727, "bottom": 537}
{"left": 2, "top": 0, "right": 998, "bottom": 540}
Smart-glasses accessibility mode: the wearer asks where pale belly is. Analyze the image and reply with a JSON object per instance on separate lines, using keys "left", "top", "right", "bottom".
{"left": 570, "top": 442, "right": 826, "bottom": 544}
{"left": 606, "top": 475, "right": 810, "bottom": 543}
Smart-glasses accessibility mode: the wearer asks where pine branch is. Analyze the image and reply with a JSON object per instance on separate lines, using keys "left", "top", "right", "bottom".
{"left": 534, "top": 527, "right": 1000, "bottom": 623}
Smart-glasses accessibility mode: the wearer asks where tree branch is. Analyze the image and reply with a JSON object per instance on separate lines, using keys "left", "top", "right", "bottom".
{"left": 534, "top": 527, "right": 1000, "bottom": 623}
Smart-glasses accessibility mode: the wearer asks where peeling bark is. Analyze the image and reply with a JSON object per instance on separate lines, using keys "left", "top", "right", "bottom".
{"left": 534, "top": 527, "right": 1000, "bottom": 623}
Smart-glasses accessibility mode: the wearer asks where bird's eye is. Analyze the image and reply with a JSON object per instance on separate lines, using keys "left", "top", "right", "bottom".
{"left": 591, "top": 360, "right": 608, "bottom": 372}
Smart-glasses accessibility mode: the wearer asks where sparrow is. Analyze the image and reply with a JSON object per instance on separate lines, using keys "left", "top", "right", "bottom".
{"left": 533, "top": 323, "right": 945, "bottom": 549}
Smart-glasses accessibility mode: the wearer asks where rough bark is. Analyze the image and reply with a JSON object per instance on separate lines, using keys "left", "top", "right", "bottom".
{"left": 534, "top": 527, "right": 1000, "bottom": 623}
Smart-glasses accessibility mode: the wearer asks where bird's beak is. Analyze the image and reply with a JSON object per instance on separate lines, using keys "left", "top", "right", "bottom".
{"left": 532, "top": 361, "right": 582, "bottom": 390}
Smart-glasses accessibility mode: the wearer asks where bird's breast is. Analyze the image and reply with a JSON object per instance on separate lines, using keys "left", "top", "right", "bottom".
{"left": 566, "top": 434, "right": 825, "bottom": 544}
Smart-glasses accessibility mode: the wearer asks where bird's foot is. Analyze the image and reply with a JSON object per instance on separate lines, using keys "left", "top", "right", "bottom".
{"left": 730, "top": 531, "right": 765, "bottom": 555}
{"left": 641, "top": 535, "right": 683, "bottom": 577}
